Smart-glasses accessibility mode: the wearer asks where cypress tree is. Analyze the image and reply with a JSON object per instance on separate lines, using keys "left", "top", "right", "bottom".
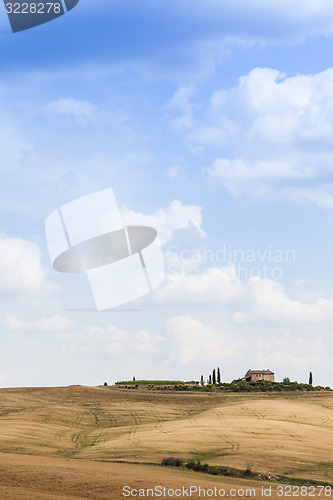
{"left": 309, "top": 372, "right": 313, "bottom": 385}
{"left": 212, "top": 369, "right": 216, "bottom": 385}
{"left": 208, "top": 374, "right": 212, "bottom": 384}
{"left": 200, "top": 375, "right": 204, "bottom": 386}
{"left": 217, "top": 367, "right": 221, "bottom": 384}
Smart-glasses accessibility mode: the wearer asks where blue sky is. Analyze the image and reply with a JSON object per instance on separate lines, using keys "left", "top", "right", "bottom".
{"left": 0, "top": 0, "right": 333, "bottom": 387}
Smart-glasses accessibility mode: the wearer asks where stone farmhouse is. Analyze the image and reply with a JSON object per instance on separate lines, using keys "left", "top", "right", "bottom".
{"left": 243, "top": 369, "right": 275, "bottom": 383}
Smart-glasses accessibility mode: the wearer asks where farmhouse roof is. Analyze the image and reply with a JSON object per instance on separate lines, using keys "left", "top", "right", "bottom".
{"left": 245, "top": 369, "right": 274, "bottom": 376}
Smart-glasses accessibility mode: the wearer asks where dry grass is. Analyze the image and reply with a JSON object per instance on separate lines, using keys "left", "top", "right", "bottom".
{"left": 0, "top": 386, "right": 332, "bottom": 497}
{"left": 0, "top": 451, "right": 292, "bottom": 499}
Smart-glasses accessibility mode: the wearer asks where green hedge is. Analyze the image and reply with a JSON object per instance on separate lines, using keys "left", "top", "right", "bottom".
{"left": 116, "top": 380, "right": 184, "bottom": 386}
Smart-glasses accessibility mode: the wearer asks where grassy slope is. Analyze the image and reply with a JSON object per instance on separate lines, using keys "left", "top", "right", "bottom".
{"left": 0, "top": 452, "right": 292, "bottom": 500}
{"left": 0, "top": 386, "right": 332, "bottom": 484}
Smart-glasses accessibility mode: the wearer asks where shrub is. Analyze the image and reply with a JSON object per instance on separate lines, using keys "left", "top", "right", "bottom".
{"left": 186, "top": 460, "right": 196, "bottom": 470}
{"left": 201, "top": 463, "right": 209, "bottom": 473}
{"left": 186, "top": 460, "right": 205, "bottom": 471}
{"left": 242, "top": 466, "right": 255, "bottom": 478}
{"left": 161, "top": 457, "right": 183, "bottom": 467}
{"left": 192, "top": 461, "right": 203, "bottom": 472}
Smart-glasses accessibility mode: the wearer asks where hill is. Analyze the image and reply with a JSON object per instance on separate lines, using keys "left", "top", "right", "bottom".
{"left": 0, "top": 386, "right": 332, "bottom": 498}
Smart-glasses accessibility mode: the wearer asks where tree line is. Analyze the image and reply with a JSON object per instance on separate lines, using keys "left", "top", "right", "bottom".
{"left": 201, "top": 367, "right": 221, "bottom": 385}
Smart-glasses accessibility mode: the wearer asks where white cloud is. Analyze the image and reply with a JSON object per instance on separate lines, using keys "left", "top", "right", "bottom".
{"left": 208, "top": 67, "right": 333, "bottom": 148}
{"left": 208, "top": 158, "right": 315, "bottom": 197}
{"left": 155, "top": 263, "right": 333, "bottom": 326}
{"left": 121, "top": 199, "right": 206, "bottom": 245}
{"left": 166, "top": 314, "right": 247, "bottom": 366}
{"left": 284, "top": 186, "right": 333, "bottom": 210}
{"left": 60, "top": 324, "right": 164, "bottom": 356}
{"left": 0, "top": 235, "right": 48, "bottom": 296}
{"left": 155, "top": 265, "right": 245, "bottom": 303}
{"left": 165, "top": 67, "right": 333, "bottom": 207}
{"left": 252, "top": 333, "right": 325, "bottom": 371}
{"left": 165, "top": 85, "right": 197, "bottom": 132}
{"left": 234, "top": 277, "right": 333, "bottom": 324}
{"left": 5, "top": 315, "right": 73, "bottom": 333}
{"left": 165, "top": 311, "right": 329, "bottom": 373}
{"left": 45, "top": 97, "right": 97, "bottom": 123}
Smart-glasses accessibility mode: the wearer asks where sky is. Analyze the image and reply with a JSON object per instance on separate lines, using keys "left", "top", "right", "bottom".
{"left": 0, "top": 0, "right": 333, "bottom": 388}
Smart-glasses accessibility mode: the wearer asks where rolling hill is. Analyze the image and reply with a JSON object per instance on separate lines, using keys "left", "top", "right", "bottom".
{"left": 0, "top": 386, "right": 331, "bottom": 498}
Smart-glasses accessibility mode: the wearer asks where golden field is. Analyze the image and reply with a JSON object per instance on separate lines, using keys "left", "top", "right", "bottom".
{"left": 0, "top": 451, "right": 295, "bottom": 499}
{"left": 0, "top": 386, "right": 332, "bottom": 498}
